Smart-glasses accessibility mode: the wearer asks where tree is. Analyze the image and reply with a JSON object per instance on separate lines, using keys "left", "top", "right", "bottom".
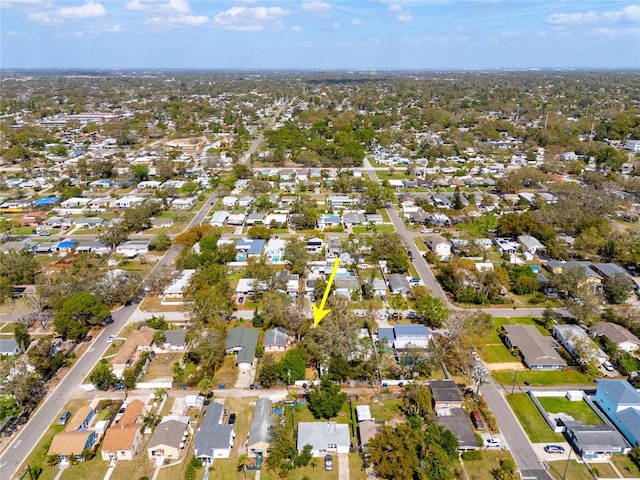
{"left": 14, "top": 323, "right": 30, "bottom": 352}
{"left": 89, "top": 359, "right": 116, "bottom": 389}
{"left": 150, "top": 233, "right": 172, "bottom": 251}
{"left": 123, "top": 368, "right": 137, "bottom": 389}
{"left": 130, "top": 164, "right": 149, "bottom": 182}
{"left": 283, "top": 240, "right": 310, "bottom": 275}
{"left": 387, "top": 252, "right": 410, "bottom": 274}
{"left": 401, "top": 382, "right": 434, "bottom": 422}
{"left": 279, "top": 348, "right": 307, "bottom": 384}
{"left": 247, "top": 225, "right": 272, "bottom": 240}
{"left": 98, "top": 223, "right": 128, "bottom": 249}
{"left": 258, "top": 355, "right": 280, "bottom": 388}
{"left": 198, "top": 375, "right": 214, "bottom": 397}
{"left": 237, "top": 453, "right": 250, "bottom": 480}
{"left": 54, "top": 292, "right": 110, "bottom": 341}
{"left": 367, "top": 423, "right": 420, "bottom": 480}
{"left": 307, "top": 377, "right": 347, "bottom": 419}
{"left": 603, "top": 273, "right": 634, "bottom": 304}
{"left": 414, "top": 294, "right": 449, "bottom": 327}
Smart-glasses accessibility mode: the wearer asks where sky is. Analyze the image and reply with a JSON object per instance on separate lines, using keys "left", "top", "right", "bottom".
{"left": 1, "top": 0, "right": 639, "bottom": 70}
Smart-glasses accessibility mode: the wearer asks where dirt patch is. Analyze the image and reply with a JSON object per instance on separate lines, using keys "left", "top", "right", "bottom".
{"left": 485, "top": 362, "right": 525, "bottom": 371}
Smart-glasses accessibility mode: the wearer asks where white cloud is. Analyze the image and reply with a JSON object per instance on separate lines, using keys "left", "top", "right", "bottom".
{"left": 291, "top": 25, "right": 302, "bottom": 31}
{"left": 58, "top": 2, "right": 106, "bottom": 19}
{"left": 145, "top": 14, "right": 208, "bottom": 27}
{"left": 397, "top": 13, "right": 413, "bottom": 23}
{"left": 125, "top": 0, "right": 190, "bottom": 14}
{"left": 388, "top": 3, "right": 412, "bottom": 23}
{"left": 594, "top": 27, "right": 640, "bottom": 37}
{"left": 351, "top": 18, "right": 364, "bottom": 25}
{"left": 301, "top": 2, "right": 331, "bottom": 13}
{"left": 548, "top": 5, "right": 640, "bottom": 25}
{"left": 27, "top": 11, "right": 58, "bottom": 24}
{"left": 329, "top": 20, "right": 341, "bottom": 30}
{"left": 0, "top": 0, "right": 50, "bottom": 8}
{"left": 213, "top": 6, "right": 289, "bottom": 31}
{"left": 388, "top": 4, "right": 403, "bottom": 13}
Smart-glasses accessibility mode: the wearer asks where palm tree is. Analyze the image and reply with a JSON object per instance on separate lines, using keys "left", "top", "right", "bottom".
{"left": 237, "top": 453, "right": 249, "bottom": 479}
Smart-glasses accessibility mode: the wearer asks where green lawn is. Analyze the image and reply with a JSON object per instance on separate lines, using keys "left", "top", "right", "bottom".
{"left": 368, "top": 397, "right": 402, "bottom": 422}
{"left": 537, "top": 397, "right": 604, "bottom": 425}
{"left": 611, "top": 454, "right": 640, "bottom": 478}
{"left": 589, "top": 462, "right": 618, "bottom": 478}
{"left": 349, "top": 453, "right": 367, "bottom": 480}
{"left": 548, "top": 460, "right": 593, "bottom": 480}
{"left": 506, "top": 393, "right": 563, "bottom": 443}
{"left": 378, "top": 209, "right": 391, "bottom": 222}
{"left": 352, "top": 224, "right": 396, "bottom": 233}
{"left": 484, "top": 344, "right": 518, "bottom": 363}
{"left": 461, "top": 450, "right": 518, "bottom": 480}
{"left": 493, "top": 369, "right": 593, "bottom": 387}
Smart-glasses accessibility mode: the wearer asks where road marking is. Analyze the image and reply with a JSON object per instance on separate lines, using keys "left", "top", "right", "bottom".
{"left": 13, "top": 440, "right": 21, "bottom": 448}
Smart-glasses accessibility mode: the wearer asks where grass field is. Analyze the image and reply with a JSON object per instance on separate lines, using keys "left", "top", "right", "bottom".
{"left": 484, "top": 344, "right": 518, "bottom": 363}
{"left": 461, "top": 450, "right": 518, "bottom": 480}
{"left": 493, "top": 369, "right": 592, "bottom": 387}
{"left": 611, "top": 454, "right": 640, "bottom": 478}
{"left": 352, "top": 225, "right": 396, "bottom": 234}
{"left": 548, "top": 460, "right": 593, "bottom": 480}
{"left": 212, "top": 356, "right": 239, "bottom": 386}
{"left": 589, "top": 462, "right": 618, "bottom": 478}
{"left": 140, "top": 352, "right": 183, "bottom": 381}
{"left": 506, "top": 393, "right": 563, "bottom": 443}
{"left": 537, "top": 397, "right": 604, "bottom": 425}
{"left": 349, "top": 453, "right": 367, "bottom": 480}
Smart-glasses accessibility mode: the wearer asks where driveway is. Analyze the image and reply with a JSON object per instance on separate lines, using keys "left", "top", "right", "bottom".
{"left": 234, "top": 364, "right": 257, "bottom": 389}
{"left": 338, "top": 453, "right": 350, "bottom": 480}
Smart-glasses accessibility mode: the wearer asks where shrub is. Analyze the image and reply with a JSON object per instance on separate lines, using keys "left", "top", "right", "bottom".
{"left": 461, "top": 450, "right": 483, "bottom": 461}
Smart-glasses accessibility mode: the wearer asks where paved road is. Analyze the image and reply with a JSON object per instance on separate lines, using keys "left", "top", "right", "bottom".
{"left": 481, "top": 377, "right": 553, "bottom": 480}
{"left": 0, "top": 193, "right": 219, "bottom": 480}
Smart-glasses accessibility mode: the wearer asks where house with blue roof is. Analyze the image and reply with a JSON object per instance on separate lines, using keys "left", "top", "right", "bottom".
{"left": 34, "top": 196, "right": 61, "bottom": 207}
{"left": 235, "top": 239, "right": 265, "bottom": 260}
{"left": 594, "top": 379, "right": 640, "bottom": 447}
{"left": 317, "top": 214, "right": 341, "bottom": 230}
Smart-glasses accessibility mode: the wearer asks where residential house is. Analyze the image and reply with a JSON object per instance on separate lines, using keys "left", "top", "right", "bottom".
{"left": 147, "top": 416, "right": 191, "bottom": 466}
{"left": 111, "top": 328, "right": 155, "bottom": 379}
{"left": 342, "top": 212, "right": 366, "bottom": 228}
{"left": 0, "top": 338, "right": 20, "bottom": 355}
{"left": 591, "top": 322, "right": 640, "bottom": 353}
{"left": 161, "top": 269, "right": 195, "bottom": 304}
{"left": 222, "top": 196, "right": 238, "bottom": 208}
{"left": 48, "top": 431, "right": 97, "bottom": 463}
{"left": 306, "top": 237, "right": 324, "bottom": 254}
{"left": 355, "top": 405, "right": 378, "bottom": 451}
{"left": 101, "top": 399, "right": 145, "bottom": 461}
{"left": 317, "top": 213, "right": 341, "bottom": 230}
{"left": 163, "top": 330, "right": 188, "bottom": 351}
{"left": 296, "top": 422, "right": 351, "bottom": 457}
{"left": 377, "top": 324, "right": 431, "bottom": 351}
{"left": 194, "top": 402, "right": 235, "bottom": 464}
{"left": 247, "top": 398, "right": 272, "bottom": 459}
{"left": 171, "top": 197, "right": 196, "bottom": 210}
{"left": 503, "top": 324, "right": 566, "bottom": 370}
{"left": 115, "top": 240, "right": 149, "bottom": 258}
{"left": 426, "top": 235, "right": 452, "bottom": 258}
{"left": 334, "top": 275, "right": 360, "bottom": 298}
{"left": 264, "top": 213, "right": 288, "bottom": 226}
{"left": 75, "top": 241, "right": 111, "bottom": 256}
{"left": 434, "top": 408, "right": 480, "bottom": 451}
{"left": 365, "top": 214, "right": 383, "bottom": 225}
{"left": 263, "top": 327, "right": 288, "bottom": 353}
{"left": 387, "top": 274, "right": 411, "bottom": 295}
{"left": 114, "top": 196, "right": 145, "bottom": 209}
{"left": 265, "top": 238, "right": 287, "bottom": 262}
{"left": 430, "top": 380, "right": 463, "bottom": 410}
{"left": 546, "top": 260, "right": 603, "bottom": 293}
{"left": 65, "top": 406, "right": 95, "bottom": 432}
{"left": 60, "top": 197, "right": 91, "bottom": 209}
{"left": 225, "top": 327, "right": 259, "bottom": 369}
{"left": 73, "top": 217, "right": 106, "bottom": 228}
{"left": 235, "top": 239, "right": 265, "bottom": 259}
{"left": 227, "top": 213, "right": 246, "bottom": 226}
{"left": 591, "top": 263, "right": 639, "bottom": 292}
{"left": 210, "top": 211, "right": 230, "bottom": 227}
{"left": 327, "top": 195, "right": 359, "bottom": 208}
{"left": 518, "top": 235, "right": 546, "bottom": 255}
{"left": 559, "top": 419, "right": 629, "bottom": 458}
{"left": 150, "top": 217, "right": 174, "bottom": 229}
{"left": 245, "top": 213, "right": 265, "bottom": 226}
{"left": 594, "top": 380, "right": 640, "bottom": 447}
{"left": 553, "top": 324, "right": 608, "bottom": 366}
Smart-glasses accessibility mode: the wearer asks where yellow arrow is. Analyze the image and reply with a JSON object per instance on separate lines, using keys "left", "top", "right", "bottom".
{"left": 312, "top": 257, "right": 340, "bottom": 327}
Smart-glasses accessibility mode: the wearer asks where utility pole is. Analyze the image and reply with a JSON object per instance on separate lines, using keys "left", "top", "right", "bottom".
{"left": 511, "top": 369, "right": 518, "bottom": 394}
{"left": 562, "top": 447, "right": 572, "bottom": 479}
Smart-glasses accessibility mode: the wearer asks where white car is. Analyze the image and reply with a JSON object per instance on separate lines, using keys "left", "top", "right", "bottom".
{"left": 106, "top": 335, "right": 116, "bottom": 343}
{"left": 484, "top": 438, "right": 501, "bottom": 448}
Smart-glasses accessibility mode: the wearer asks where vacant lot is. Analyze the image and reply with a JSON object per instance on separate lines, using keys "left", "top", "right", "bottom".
{"left": 506, "top": 393, "right": 563, "bottom": 443}
{"left": 212, "top": 356, "right": 238, "bottom": 386}
{"left": 141, "top": 352, "right": 183, "bottom": 381}
{"left": 461, "top": 450, "right": 518, "bottom": 480}
{"left": 493, "top": 369, "right": 592, "bottom": 387}
{"left": 537, "top": 397, "right": 604, "bottom": 425}
{"left": 548, "top": 459, "right": 593, "bottom": 480}
{"left": 485, "top": 344, "right": 518, "bottom": 363}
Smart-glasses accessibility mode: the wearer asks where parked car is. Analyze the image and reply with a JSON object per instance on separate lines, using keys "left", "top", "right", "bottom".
{"left": 484, "top": 438, "right": 501, "bottom": 448}
{"left": 58, "top": 411, "right": 71, "bottom": 425}
{"left": 470, "top": 410, "right": 485, "bottom": 430}
{"left": 602, "top": 361, "right": 615, "bottom": 372}
{"left": 39, "top": 231, "right": 51, "bottom": 236}
{"left": 325, "top": 454, "right": 333, "bottom": 471}
{"left": 228, "top": 413, "right": 236, "bottom": 425}
{"left": 544, "top": 445, "right": 565, "bottom": 454}
{"left": 106, "top": 335, "right": 116, "bottom": 343}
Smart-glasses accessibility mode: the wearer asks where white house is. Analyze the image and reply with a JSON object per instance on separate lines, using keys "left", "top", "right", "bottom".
{"left": 114, "top": 196, "right": 145, "bottom": 209}
{"left": 171, "top": 197, "right": 196, "bottom": 210}
{"left": 210, "top": 211, "right": 230, "bottom": 227}
{"left": 115, "top": 241, "right": 149, "bottom": 257}
{"left": 222, "top": 196, "right": 237, "bottom": 208}
{"left": 427, "top": 235, "right": 452, "bottom": 258}
{"left": 161, "top": 269, "right": 195, "bottom": 304}
{"left": 553, "top": 324, "right": 608, "bottom": 366}
{"left": 518, "top": 235, "right": 546, "bottom": 255}
{"left": 297, "top": 422, "right": 351, "bottom": 457}
{"left": 625, "top": 140, "right": 640, "bottom": 152}
{"left": 591, "top": 322, "right": 640, "bottom": 353}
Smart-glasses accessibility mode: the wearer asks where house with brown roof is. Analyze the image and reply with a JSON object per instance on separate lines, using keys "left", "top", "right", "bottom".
{"left": 101, "top": 399, "right": 145, "bottom": 461}
{"left": 111, "top": 328, "right": 155, "bottom": 379}
{"left": 48, "top": 430, "right": 98, "bottom": 463}
{"left": 65, "top": 406, "right": 95, "bottom": 432}
{"left": 591, "top": 322, "right": 640, "bottom": 353}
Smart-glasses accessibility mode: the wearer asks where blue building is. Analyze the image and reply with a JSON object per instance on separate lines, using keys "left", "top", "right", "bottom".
{"left": 594, "top": 379, "right": 640, "bottom": 447}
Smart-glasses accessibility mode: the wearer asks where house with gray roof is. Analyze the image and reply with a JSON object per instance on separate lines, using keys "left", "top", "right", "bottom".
{"left": 263, "top": 328, "right": 288, "bottom": 353}
{"left": 503, "top": 324, "right": 566, "bottom": 370}
{"left": 559, "top": 419, "right": 629, "bottom": 458}
{"left": 388, "top": 274, "right": 411, "bottom": 295}
{"left": 591, "top": 322, "right": 640, "bottom": 353}
{"left": 163, "top": 330, "right": 187, "bottom": 351}
{"left": 194, "top": 402, "right": 234, "bottom": 464}
{"left": 247, "top": 398, "right": 272, "bottom": 459}
{"left": 0, "top": 338, "right": 20, "bottom": 355}
{"left": 553, "top": 324, "right": 607, "bottom": 366}
{"left": 225, "top": 327, "right": 259, "bottom": 369}
{"left": 377, "top": 324, "right": 431, "bottom": 351}
{"left": 297, "top": 422, "right": 351, "bottom": 457}
{"left": 594, "top": 380, "right": 640, "bottom": 447}
{"left": 430, "top": 380, "right": 463, "bottom": 410}
{"left": 434, "top": 408, "right": 480, "bottom": 451}
{"left": 517, "top": 235, "right": 546, "bottom": 255}
{"left": 147, "top": 416, "right": 191, "bottom": 465}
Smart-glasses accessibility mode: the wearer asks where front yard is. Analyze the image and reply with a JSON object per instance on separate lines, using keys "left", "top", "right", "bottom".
{"left": 493, "top": 369, "right": 593, "bottom": 387}
{"left": 506, "top": 393, "right": 563, "bottom": 443}
{"left": 536, "top": 397, "right": 604, "bottom": 425}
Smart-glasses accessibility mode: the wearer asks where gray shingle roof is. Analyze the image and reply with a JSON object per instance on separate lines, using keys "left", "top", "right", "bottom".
{"left": 562, "top": 420, "right": 629, "bottom": 452}
{"left": 430, "top": 380, "right": 462, "bottom": 403}
{"left": 225, "top": 327, "right": 259, "bottom": 364}
{"left": 297, "top": 422, "right": 350, "bottom": 452}
{"left": 504, "top": 324, "right": 566, "bottom": 368}
{"left": 263, "top": 328, "right": 287, "bottom": 349}
{"left": 194, "top": 402, "right": 234, "bottom": 458}
{"left": 164, "top": 330, "right": 187, "bottom": 347}
{"left": 149, "top": 419, "right": 189, "bottom": 450}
